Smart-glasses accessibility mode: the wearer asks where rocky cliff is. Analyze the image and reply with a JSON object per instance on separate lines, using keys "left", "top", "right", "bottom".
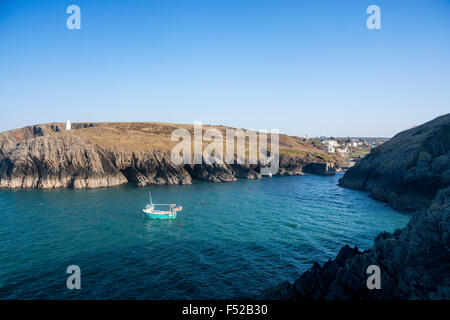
{"left": 0, "top": 122, "right": 341, "bottom": 189}
{"left": 339, "top": 114, "right": 450, "bottom": 211}
{"left": 302, "top": 162, "right": 336, "bottom": 176}
{"left": 0, "top": 135, "right": 128, "bottom": 189}
{"left": 259, "top": 114, "right": 450, "bottom": 300}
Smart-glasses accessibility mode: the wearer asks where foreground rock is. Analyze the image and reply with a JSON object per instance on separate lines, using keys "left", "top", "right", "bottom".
{"left": 339, "top": 113, "right": 450, "bottom": 211}
{"left": 259, "top": 186, "right": 450, "bottom": 299}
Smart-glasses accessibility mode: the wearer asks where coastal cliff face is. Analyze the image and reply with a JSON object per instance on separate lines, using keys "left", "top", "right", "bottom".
{"left": 0, "top": 123, "right": 340, "bottom": 189}
{"left": 0, "top": 134, "right": 193, "bottom": 189}
{"left": 339, "top": 114, "right": 450, "bottom": 211}
{"left": 259, "top": 114, "right": 450, "bottom": 300}
{"left": 0, "top": 135, "right": 128, "bottom": 189}
{"left": 301, "top": 162, "right": 336, "bottom": 176}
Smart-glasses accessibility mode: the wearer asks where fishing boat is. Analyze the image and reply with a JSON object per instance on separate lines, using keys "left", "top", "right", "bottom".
{"left": 142, "top": 192, "right": 182, "bottom": 219}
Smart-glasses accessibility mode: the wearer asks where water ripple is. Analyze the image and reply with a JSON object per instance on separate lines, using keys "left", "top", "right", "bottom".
{"left": 0, "top": 173, "right": 409, "bottom": 299}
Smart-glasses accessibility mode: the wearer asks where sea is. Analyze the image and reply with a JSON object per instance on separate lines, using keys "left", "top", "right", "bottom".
{"left": 0, "top": 173, "right": 409, "bottom": 299}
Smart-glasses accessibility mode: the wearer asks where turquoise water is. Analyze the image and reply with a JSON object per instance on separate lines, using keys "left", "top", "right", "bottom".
{"left": 0, "top": 173, "right": 409, "bottom": 299}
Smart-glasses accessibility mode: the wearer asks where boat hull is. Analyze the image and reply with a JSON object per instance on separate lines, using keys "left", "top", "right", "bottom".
{"left": 143, "top": 211, "right": 177, "bottom": 219}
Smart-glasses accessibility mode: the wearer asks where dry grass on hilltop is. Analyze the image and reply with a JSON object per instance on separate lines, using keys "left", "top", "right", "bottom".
{"left": 1, "top": 122, "right": 345, "bottom": 163}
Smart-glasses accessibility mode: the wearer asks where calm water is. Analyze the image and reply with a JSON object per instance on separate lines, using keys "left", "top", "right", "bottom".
{"left": 0, "top": 173, "right": 409, "bottom": 299}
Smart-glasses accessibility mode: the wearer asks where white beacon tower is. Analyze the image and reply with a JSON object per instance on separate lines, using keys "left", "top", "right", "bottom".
{"left": 66, "top": 120, "right": 71, "bottom": 131}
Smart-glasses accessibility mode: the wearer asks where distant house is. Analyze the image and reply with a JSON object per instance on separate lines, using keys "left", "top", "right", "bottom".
{"left": 324, "top": 140, "right": 339, "bottom": 153}
{"left": 325, "top": 146, "right": 335, "bottom": 153}
{"left": 336, "top": 146, "right": 348, "bottom": 154}
{"left": 326, "top": 140, "right": 339, "bottom": 147}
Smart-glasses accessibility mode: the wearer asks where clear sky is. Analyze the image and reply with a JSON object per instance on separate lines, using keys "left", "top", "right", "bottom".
{"left": 0, "top": 0, "right": 449, "bottom": 137}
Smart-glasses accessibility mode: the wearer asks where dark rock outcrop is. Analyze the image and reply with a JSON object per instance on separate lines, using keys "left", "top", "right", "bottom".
{"left": 185, "top": 162, "right": 239, "bottom": 183}
{"left": 302, "top": 162, "right": 336, "bottom": 176}
{"left": 185, "top": 158, "right": 263, "bottom": 182}
{"left": 339, "top": 113, "right": 450, "bottom": 211}
{"left": 105, "top": 149, "right": 191, "bottom": 186}
{"left": 278, "top": 156, "right": 305, "bottom": 176}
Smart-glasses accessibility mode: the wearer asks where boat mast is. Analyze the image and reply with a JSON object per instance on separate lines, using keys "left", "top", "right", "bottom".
{"left": 149, "top": 191, "right": 153, "bottom": 205}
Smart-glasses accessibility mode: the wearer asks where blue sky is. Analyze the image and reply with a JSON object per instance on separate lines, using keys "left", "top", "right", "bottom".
{"left": 0, "top": 0, "right": 449, "bottom": 137}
